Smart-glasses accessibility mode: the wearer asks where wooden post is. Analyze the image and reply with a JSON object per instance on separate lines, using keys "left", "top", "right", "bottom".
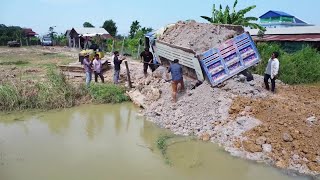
{"left": 124, "top": 61, "right": 132, "bottom": 89}
{"left": 78, "top": 38, "right": 81, "bottom": 49}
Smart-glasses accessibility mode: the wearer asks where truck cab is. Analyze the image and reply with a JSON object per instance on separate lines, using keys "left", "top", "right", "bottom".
{"left": 41, "top": 36, "right": 53, "bottom": 46}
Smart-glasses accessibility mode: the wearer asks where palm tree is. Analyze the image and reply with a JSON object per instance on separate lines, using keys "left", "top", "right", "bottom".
{"left": 201, "top": 0, "right": 265, "bottom": 30}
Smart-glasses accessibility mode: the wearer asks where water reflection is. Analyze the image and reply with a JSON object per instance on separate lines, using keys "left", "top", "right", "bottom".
{"left": 0, "top": 104, "right": 311, "bottom": 180}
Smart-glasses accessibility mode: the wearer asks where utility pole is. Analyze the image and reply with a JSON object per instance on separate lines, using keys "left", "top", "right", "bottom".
{"left": 137, "top": 38, "right": 141, "bottom": 59}
{"left": 121, "top": 36, "right": 125, "bottom": 55}
{"left": 111, "top": 39, "right": 115, "bottom": 53}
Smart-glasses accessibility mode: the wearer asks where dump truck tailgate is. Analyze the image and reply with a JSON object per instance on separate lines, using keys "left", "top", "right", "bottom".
{"left": 199, "top": 32, "right": 261, "bottom": 86}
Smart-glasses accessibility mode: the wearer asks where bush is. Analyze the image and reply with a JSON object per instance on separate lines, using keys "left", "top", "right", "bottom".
{"left": 253, "top": 43, "right": 320, "bottom": 84}
{"left": 89, "top": 83, "right": 129, "bottom": 103}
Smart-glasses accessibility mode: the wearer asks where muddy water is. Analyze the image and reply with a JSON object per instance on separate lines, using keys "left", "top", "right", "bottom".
{"left": 0, "top": 103, "right": 310, "bottom": 180}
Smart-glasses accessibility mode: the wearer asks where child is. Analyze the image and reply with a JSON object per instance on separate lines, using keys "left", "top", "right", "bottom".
{"left": 92, "top": 54, "right": 104, "bottom": 83}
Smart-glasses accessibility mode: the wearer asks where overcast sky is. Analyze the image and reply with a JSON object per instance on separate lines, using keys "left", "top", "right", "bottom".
{"left": 1, "top": 0, "right": 319, "bottom": 36}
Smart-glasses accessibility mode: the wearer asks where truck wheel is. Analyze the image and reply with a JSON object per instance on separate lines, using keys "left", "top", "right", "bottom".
{"left": 240, "top": 69, "right": 254, "bottom": 81}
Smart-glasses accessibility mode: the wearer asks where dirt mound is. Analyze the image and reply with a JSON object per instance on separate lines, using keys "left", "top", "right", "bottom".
{"left": 230, "top": 85, "right": 320, "bottom": 174}
{"left": 158, "top": 21, "right": 244, "bottom": 54}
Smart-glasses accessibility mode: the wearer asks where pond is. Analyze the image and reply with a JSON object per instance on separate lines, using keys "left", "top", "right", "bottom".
{"left": 0, "top": 103, "right": 311, "bottom": 180}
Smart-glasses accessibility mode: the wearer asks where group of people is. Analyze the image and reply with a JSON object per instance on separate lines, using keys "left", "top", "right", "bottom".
{"left": 83, "top": 48, "right": 280, "bottom": 102}
{"left": 83, "top": 53, "right": 105, "bottom": 87}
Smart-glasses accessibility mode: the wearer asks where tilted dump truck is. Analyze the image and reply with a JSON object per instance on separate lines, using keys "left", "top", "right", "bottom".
{"left": 145, "top": 21, "right": 261, "bottom": 86}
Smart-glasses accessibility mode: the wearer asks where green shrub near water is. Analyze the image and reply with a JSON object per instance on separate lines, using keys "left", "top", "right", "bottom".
{"left": 0, "top": 69, "right": 129, "bottom": 111}
{"left": 89, "top": 83, "right": 129, "bottom": 103}
{"left": 253, "top": 43, "right": 320, "bottom": 84}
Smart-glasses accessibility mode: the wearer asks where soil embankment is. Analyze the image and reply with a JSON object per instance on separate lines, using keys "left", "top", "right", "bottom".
{"left": 126, "top": 65, "right": 320, "bottom": 176}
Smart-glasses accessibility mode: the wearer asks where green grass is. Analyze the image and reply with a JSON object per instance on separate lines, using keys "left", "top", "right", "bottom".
{"left": 0, "top": 68, "right": 130, "bottom": 111}
{"left": 252, "top": 43, "right": 320, "bottom": 84}
{"left": 156, "top": 135, "right": 174, "bottom": 165}
{"left": 89, "top": 83, "right": 130, "bottom": 104}
{"left": 0, "top": 68, "right": 86, "bottom": 111}
{"left": 0, "top": 60, "right": 29, "bottom": 65}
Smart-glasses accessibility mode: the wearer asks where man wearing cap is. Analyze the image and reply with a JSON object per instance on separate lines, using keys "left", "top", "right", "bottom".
{"left": 140, "top": 48, "right": 155, "bottom": 77}
{"left": 83, "top": 53, "right": 92, "bottom": 87}
{"left": 168, "top": 59, "right": 184, "bottom": 102}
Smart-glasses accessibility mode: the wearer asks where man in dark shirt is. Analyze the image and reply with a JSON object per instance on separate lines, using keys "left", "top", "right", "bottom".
{"left": 113, "top": 51, "right": 125, "bottom": 84}
{"left": 168, "top": 59, "right": 184, "bottom": 102}
{"left": 140, "top": 48, "right": 155, "bottom": 77}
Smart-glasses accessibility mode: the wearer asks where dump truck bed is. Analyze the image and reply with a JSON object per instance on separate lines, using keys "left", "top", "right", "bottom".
{"left": 155, "top": 40, "right": 204, "bottom": 81}
{"left": 155, "top": 32, "right": 261, "bottom": 86}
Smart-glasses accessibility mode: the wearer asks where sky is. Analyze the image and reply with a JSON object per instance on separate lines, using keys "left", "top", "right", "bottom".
{"left": 1, "top": 0, "right": 320, "bottom": 36}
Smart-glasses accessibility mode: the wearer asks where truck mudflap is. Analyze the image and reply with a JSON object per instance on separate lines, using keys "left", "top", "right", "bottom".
{"left": 199, "top": 32, "right": 261, "bottom": 87}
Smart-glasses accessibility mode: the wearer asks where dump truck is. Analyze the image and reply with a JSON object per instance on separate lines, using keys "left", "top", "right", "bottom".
{"left": 145, "top": 21, "right": 260, "bottom": 86}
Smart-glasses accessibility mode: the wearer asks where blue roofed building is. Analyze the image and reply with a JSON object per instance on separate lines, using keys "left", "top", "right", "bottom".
{"left": 259, "top": 10, "right": 313, "bottom": 28}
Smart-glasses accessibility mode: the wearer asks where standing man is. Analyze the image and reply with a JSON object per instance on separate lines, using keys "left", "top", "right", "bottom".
{"left": 140, "top": 48, "right": 155, "bottom": 77}
{"left": 83, "top": 53, "right": 92, "bottom": 87}
{"left": 264, "top": 52, "right": 280, "bottom": 93}
{"left": 168, "top": 59, "right": 184, "bottom": 102}
{"left": 113, "top": 51, "right": 126, "bottom": 84}
{"left": 93, "top": 54, "right": 104, "bottom": 83}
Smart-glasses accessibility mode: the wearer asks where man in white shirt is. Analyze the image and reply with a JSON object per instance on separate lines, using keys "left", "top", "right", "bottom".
{"left": 264, "top": 52, "right": 280, "bottom": 93}
{"left": 93, "top": 54, "right": 104, "bottom": 83}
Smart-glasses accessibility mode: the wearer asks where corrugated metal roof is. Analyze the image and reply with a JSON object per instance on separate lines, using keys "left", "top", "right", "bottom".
{"left": 252, "top": 34, "right": 320, "bottom": 42}
{"left": 295, "top": 17, "right": 307, "bottom": 24}
{"left": 260, "top": 10, "right": 294, "bottom": 19}
{"left": 71, "top": 27, "right": 110, "bottom": 36}
{"left": 272, "top": 11, "right": 294, "bottom": 17}
{"left": 248, "top": 26, "right": 320, "bottom": 35}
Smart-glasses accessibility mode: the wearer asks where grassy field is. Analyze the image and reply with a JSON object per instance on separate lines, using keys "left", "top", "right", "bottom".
{"left": 0, "top": 46, "right": 130, "bottom": 111}
{"left": 0, "top": 46, "right": 75, "bottom": 83}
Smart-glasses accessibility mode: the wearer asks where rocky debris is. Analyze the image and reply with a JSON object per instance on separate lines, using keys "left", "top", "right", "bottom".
{"left": 283, "top": 132, "right": 294, "bottom": 142}
{"left": 262, "top": 144, "right": 272, "bottom": 153}
{"left": 220, "top": 74, "right": 268, "bottom": 98}
{"left": 200, "top": 133, "right": 211, "bottom": 142}
{"left": 276, "top": 160, "right": 288, "bottom": 169}
{"left": 158, "top": 21, "right": 243, "bottom": 54}
{"left": 306, "top": 116, "right": 317, "bottom": 126}
{"left": 243, "top": 140, "right": 262, "bottom": 153}
{"left": 124, "top": 60, "right": 320, "bottom": 175}
{"left": 256, "top": 136, "right": 267, "bottom": 145}
{"left": 232, "top": 84, "right": 320, "bottom": 175}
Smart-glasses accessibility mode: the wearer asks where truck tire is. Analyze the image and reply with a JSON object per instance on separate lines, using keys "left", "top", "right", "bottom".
{"left": 240, "top": 69, "right": 254, "bottom": 81}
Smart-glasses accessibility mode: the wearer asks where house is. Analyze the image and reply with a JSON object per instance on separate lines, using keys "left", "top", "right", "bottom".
{"left": 22, "top": 28, "right": 37, "bottom": 37}
{"left": 65, "top": 27, "right": 112, "bottom": 49}
{"left": 22, "top": 28, "right": 37, "bottom": 46}
{"left": 248, "top": 26, "right": 320, "bottom": 51}
{"left": 259, "top": 10, "right": 313, "bottom": 28}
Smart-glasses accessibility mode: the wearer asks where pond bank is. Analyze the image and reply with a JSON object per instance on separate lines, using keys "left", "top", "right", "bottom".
{"left": 0, "top": 103, "right": 312, "bottom": 180}
{"left": 125, "top": 62, "right": 320, "bottom": 177}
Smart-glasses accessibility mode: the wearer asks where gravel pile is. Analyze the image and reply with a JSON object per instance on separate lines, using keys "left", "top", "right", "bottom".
{"left": 158, "top": 21, "right": 244, "bottom": 54}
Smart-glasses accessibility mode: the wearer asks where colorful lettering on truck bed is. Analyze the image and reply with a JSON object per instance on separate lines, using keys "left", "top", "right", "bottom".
{"left": 199, "top": 32, "right": 261, "bottom": 87}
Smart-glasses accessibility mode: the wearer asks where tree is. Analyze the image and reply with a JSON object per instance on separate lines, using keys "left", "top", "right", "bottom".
{"left": 102, "top": 19, "right": 117, "bottom": 37}
{"left": 83, "top": 22, "right": 94, "bottom": 28}
{"left": 141, "top": 27, "right": 153, "bottom": 34}
{"left": 200, "top": 0, "right": 265, "bottom": 30}
{"left": 257, "top": 29, "right": 266, "bottom": 39}
{"left": 129, "top": 20, "right": 141, "bottom": 39}
{"left": 48, "top": 26, "right": 57, "bottom": 39}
